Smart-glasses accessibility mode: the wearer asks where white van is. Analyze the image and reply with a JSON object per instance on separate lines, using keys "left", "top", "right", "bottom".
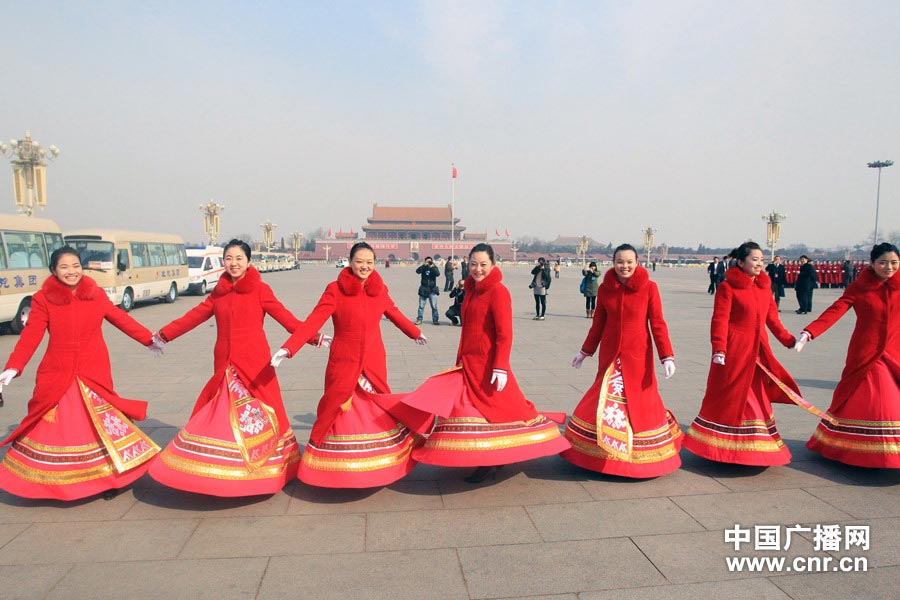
{"left": 186, "top": 246, "right": 224, "bottom": 295}
{"left": 64, "top": 229, "right": 189, "bottom": 311}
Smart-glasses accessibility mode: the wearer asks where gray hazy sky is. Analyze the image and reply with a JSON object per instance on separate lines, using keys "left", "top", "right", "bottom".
{"left": 3, "top": 1, "right": 898, "bottom": 249}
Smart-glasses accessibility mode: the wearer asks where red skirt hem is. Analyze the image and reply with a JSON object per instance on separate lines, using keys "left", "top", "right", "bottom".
{"left": 148, "top": 460, "right": 299, "bottom": 497}
{"left": 298, "top": 457, "right": 416, "bottom": 488}
{"left": 561, "top": 444, "right": 682, "bottom": 478}
{"left": 682, "top": 435, "right": 791, "bottom": 467}
{"left": 806, "top": 437, "right": 900, "bottom": 469}
{"left": 413, "top": 436, "right": 570, "bottom": 467}
{"left": 0, "top": 462, "right": 149, "bottom": 501}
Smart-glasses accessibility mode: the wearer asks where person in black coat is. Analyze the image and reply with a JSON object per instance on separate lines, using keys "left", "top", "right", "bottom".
{"left": 795, "top": 255, "right": 817, "bottom": 314}
{"left": 707, "top": 257, "right": 721, "bottom": 294}
{"left": 765, "top": 255, "right": 786, "bottom": 310}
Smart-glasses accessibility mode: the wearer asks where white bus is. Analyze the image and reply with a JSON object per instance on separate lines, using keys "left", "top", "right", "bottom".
{"left": 0, "top": 214, "right": 64, "bottom": 333}
{"left": 64, "top": 230, "right": 189, "bottom": 311}
{"left": 186, "top": 246, "right": 224, "bottom": 295}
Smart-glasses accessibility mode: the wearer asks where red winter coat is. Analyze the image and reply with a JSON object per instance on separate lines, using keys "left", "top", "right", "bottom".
{"left": 701, "top": 267, "right": 799, "bottom": 424}
{"left": 158, "top": 267, "right": 316, "bottom": 428}
{"left": 282, "top": 268, "right": 422, "bottom": 445}
{"left": 456, "top": 266, "right": 540, "bottom": 423}
{"left": 2, "top": 275, "right": 153, "bottom": 446}
{"left": 804, "top": 267, "right": 900, "bottom": 413}
{"left": 579, "top": 266, "right": 674, "bottom": 432}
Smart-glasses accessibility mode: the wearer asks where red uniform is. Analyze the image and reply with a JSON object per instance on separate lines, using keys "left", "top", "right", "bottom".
{"left": 409, "top": 266, "right": 570, "bottom": 467}
{"left": 803, "top": 267, "right": 900, "bottom": 467}
{"left": 684, "top": 267, "right": 799, "bottom": 466}
{"left": 0, "top": 275, "right": 158, "bottom": 500}
{"left": 282, "top": 268, "right": 427, "bottom": 488}
{"left": 562, "top": 266, "right": 681, "bottom": 477}
{"left": 150, "top": 267, "right": 313, "bottom": 496}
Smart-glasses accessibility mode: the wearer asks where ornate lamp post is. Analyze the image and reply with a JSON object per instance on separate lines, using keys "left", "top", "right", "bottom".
{"left": 660, "top": 243, "right": 669, "bottom": 266}
{"left": 642, "top": 227, "right": 656, "bottom": 266}
{"left": 511, "top": 243, "right": 519, "bottom": 263}
{"left": 576, "top": 235, "right": 589, "bottom": 269}
{"left": 200, "top": 200, "right": 224, "bottom": 246}
{"left": 260, "top": 220, "right": 277, "bottom": 251}
{"left": 868, "top": 160, "right": 894, "bottom": 244}
{"left": 0, "top": 131, "right": 60, "bottom": 216}
{"left": 290, "top": 231, "right": 302, "bottom": 264}
{"left": 762, "top": 211, "right": 787, "bottom": 262}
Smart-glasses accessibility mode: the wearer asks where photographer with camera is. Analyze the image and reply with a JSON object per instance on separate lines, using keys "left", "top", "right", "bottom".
{"left": 415, "top": 256, "right": 441, "bottom": 325}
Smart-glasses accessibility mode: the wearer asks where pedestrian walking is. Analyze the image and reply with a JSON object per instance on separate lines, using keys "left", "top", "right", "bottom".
{"left": 530, "top": 257, "right": 552, "bottom": 320}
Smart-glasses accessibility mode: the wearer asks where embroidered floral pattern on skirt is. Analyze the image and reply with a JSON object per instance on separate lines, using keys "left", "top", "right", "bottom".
{"left": 0, "top": 378, "right": 159, "bottom": 500}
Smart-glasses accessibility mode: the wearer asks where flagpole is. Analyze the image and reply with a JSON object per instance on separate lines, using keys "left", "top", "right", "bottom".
{"left": 450, "top": 163, "right": 455, "bottom": 266}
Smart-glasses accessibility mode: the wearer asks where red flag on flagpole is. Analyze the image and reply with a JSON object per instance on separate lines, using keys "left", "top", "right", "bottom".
{"left": 505, "top": 229, "right": 510, "bottom": 238}
{"left": 451, "top": 165, "right": 458, "bottom": 179}
{"left": 495, "top": 228, "right": 500, "bottom": 237}
{"left": 327, "top": 228, "right": 333, "bottom": 238}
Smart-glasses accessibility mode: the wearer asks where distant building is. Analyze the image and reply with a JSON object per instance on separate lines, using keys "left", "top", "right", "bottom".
{"left": 313, "top": 204, "right": 511, "bottom": 261}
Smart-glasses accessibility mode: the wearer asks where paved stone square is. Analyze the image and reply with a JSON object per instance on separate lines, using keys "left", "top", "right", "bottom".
{"left": 0, "top": 264, "right": 896, "bottom": 599}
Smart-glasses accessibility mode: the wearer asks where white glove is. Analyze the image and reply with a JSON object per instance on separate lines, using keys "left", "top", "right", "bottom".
{"left": 415, "top": 335, "right": 428, "bottom": 345}
{"left": 490, "top": 369, "right": 507, "bottom": 391}
{"left": 0, "top": 368, "right": 18, "bottom": 391}
{"left": 151, "top": 332, "right": 166, "bottom": 350}
{"left": 795, "top": 331, "right": 811, "bottom": 352}
{"left": 712, "top": 353, "right": 725, "bottom": 365}
{"left": 572, "top": 351, "right": 587, "bottom": 368}
{"left": 148, "top": 345, "right": 164, "bottom": 359}
{"left": 321, "top": 335, "right": 333, "bottom": 348}
{"left": 663, "top": 359, "right": 676, "bottom": 379}
{"left": 270, "top": 348, "right": 289, "bottom": 367}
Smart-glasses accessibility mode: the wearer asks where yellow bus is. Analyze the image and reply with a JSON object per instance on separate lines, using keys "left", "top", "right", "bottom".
{"left": 63, "top": 229, "right": 189, "bottom": 311}
{"left": 0, "top": 214, "right": 64, "bottom": 333}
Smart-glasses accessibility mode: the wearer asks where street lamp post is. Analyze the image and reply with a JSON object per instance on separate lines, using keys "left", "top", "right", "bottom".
{"left": 200, "top": 200, "right": 225, "bottom": 246}
{"left": 511, "top": 244, "right": 519, "bottom": 263}
{"left": 0, "top": 131, "right": 60, "bottom": 216}
{"left": 576, "top": 235, "right": 589, "bottom": 269}
{"left": 260, "top": 220, "right": 277, "bottom": 252}
{"left": 868, "top": 160, "right": 894, "bottom": 244}
{"left": 642, "top": 227, "right": 656, "bottom": 267}
{"left": 291, "top": 231, "right": 302, "bottom": 264}
{"left": 762, "top": 211, "right": 787, "bottom": 262}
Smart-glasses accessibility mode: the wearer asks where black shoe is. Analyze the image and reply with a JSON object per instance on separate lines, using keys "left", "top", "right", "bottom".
{"left": 464, "top": 465, "right": 501, "bottom": 483}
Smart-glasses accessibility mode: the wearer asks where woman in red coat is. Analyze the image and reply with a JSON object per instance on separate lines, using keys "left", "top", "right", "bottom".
{"left": 795, "top": 243, "right": 900, "bottom": 468}
{"left": 684, "top": 242, "right": 803, "bottom": 466}
{"left": 406, "top": 243, "right": 570, "bottom": 482}
{"left": 149, "top": 240, "right": 325, "bottom": 496}
{"left": 0, "top": 246, "right": 160, "bottom": 500}
{"left": 273, "top": 242, "right": 430, "bottom": 488}
{"left": 563, "top": 244, "right": 681, "bottom": 477}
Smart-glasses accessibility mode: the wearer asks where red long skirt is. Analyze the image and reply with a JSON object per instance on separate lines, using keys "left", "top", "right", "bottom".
{"left": 807, "top": 356, "right": 900, "bottom": 468}
{"left": 411, "top": 371, "right": 570, "bottom": 467}
{"left": 683, "top": 365, "right": 792, "bottom": 466}
{"left": 298, "top": 375, "right": 425, "bottom": 488}
{"left": 149, "top": 366, "right": 300, "bottom": 496}
{"left": 562, "top": 358, "right": 682, "bottom": 477}
{"left": 0, "top": 379, "right": 158, "bottom": 500}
